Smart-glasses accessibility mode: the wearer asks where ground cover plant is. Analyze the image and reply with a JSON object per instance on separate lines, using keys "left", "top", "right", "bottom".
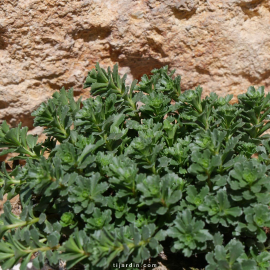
{"left": 1, "top": 63, "right": 270, "bottom": 270}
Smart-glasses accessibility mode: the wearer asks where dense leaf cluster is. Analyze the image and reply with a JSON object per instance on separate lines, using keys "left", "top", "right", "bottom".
{"left": 1, "top": 63, "right": 270, "bottom": 269}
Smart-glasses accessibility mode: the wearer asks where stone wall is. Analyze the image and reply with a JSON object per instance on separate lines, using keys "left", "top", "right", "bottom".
{"left": 1, "top": 0, "right": 270, "bottom": 128}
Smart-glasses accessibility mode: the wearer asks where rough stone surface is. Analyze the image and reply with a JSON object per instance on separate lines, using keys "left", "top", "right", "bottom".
{"left": 1, "top": 0, "right": 270, "bottom": 127}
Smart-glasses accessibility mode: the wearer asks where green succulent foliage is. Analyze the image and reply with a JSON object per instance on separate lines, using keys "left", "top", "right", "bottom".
{"left": 60, "top": 212, "right": 77, "bottom": 229}
{"left": 198, "top": 190, "right": 242, "bottom": 227}
{"left": 32, "top": 88, "right": 80, "bottom": 142}
{"left": 83, "top": 63, "right": 138, "bottom": 115}
{"left": 136, "top": 173, "right": 183, "bottom": 215}
{"left": 238, "top": 86, "right": 270, "bottom": 139}
{"left": 140, "top": 92, "right": 172, "bottom": 122}
{"left": 257, "top": 139, "right": 270, "bottom": 165}
{"left": 229, "top": 159, "right": 270, "bottom": 203}
{"left": 83, "top": 208, "right": 112, "bottom": 232}
{"left": 213, "top": 102, "right": 244, "bottom": 139}
{"left": 68, "top": 173, "right": 108, "bottom": 214}
{"left": 102, "top": 156, "right": 141, "bottom": 201}
{"left": 206, "top": 239, "right": 257, "bottom": 270}
{"left": 178, "top": 86, "right": 217, "bottom": 131}
{"left": 1, "top": 63, "right": 270, "bottom": 269}
{"left": 163, "top": 136, "right": 191, "bottom": 174}
{"left": 237, "top": 141, "right": 257, "bottom": 158}
{"left": 135, "top": 65, "right": 181, "bottom": 100}
{"left": 0, "top": 121, "right": 41, "bottom": 160}
{"left": 185, "top": 185, "right": 209, "bottom": 211}
{"left": 235, "top": 205, "right": 270, "bottom": 243}
{"left": 167, "top": 209, "right": 212, "bottom": 257}
{"left": 125, "top": 211, "right": 156, "bottom": 228}
{"left": 250, "top": 248, "right": 270, "bottom": 270}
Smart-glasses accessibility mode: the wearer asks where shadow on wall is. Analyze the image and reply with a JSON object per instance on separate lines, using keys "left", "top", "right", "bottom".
{"left": 72, "top": 26, "right": 111, "bottom": 43}
{"left": 3, "top": 113, "right": 34, "bottom": 129}
{"left": 237, "top": 0, "right": 264, "bottom": 18}
{"left": 71, "top": 25, "right": 169, "bottom": 80}
{"left": 0, "top": 28, "right": 7, "bottom": 50}
{"left": 110, "top": 50, "right": 170, "bottom": 81}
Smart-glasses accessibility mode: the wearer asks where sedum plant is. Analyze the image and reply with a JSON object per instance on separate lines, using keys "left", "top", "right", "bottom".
{"left": 1, "top": 63, "right": 270, "bottom": 269}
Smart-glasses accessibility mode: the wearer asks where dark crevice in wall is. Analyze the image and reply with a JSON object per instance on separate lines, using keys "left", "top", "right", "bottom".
{"left": 109, "top": 48, "right": 169, "bottom": 81}
{"left": 0, "top": 100, "right": 9, "bottom": 110}
{"left": 4, "top": 112, "right": 35, "bottom": 129}
{"left": 146, "top": 37, "right": 168, "bottom": 58}
{"left": 33, "top": 72, "right": 65, "bottom": 81}
{"left": 47, "top": 81, "right": 76, "bottom": 91}
{"left": 195, "top": 66, "right": 211, "bottom": 76}
{"left": 239, "top": 69, "right": 270, "bottom": 85}
{"left": 240, "top": 6, "right": 260, "bottom": 18}
{"left": 171, "top": 7, "right": 197, "bottom": 20}
{"left": 257, "top": 69, "right": 270, "bottom": 83}
{"left": 72, "top": 26, "right": 111, "bottom": 42}
{"left": 238, "top": 0, "right": 264, "bottom": 18}
{"left": 0, "top": 28, "right": 8, "bottom": 50}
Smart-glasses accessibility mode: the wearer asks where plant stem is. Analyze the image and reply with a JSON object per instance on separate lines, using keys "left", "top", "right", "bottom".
{"left": 7, "top": 217, "right": 40, "bottom": 230}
